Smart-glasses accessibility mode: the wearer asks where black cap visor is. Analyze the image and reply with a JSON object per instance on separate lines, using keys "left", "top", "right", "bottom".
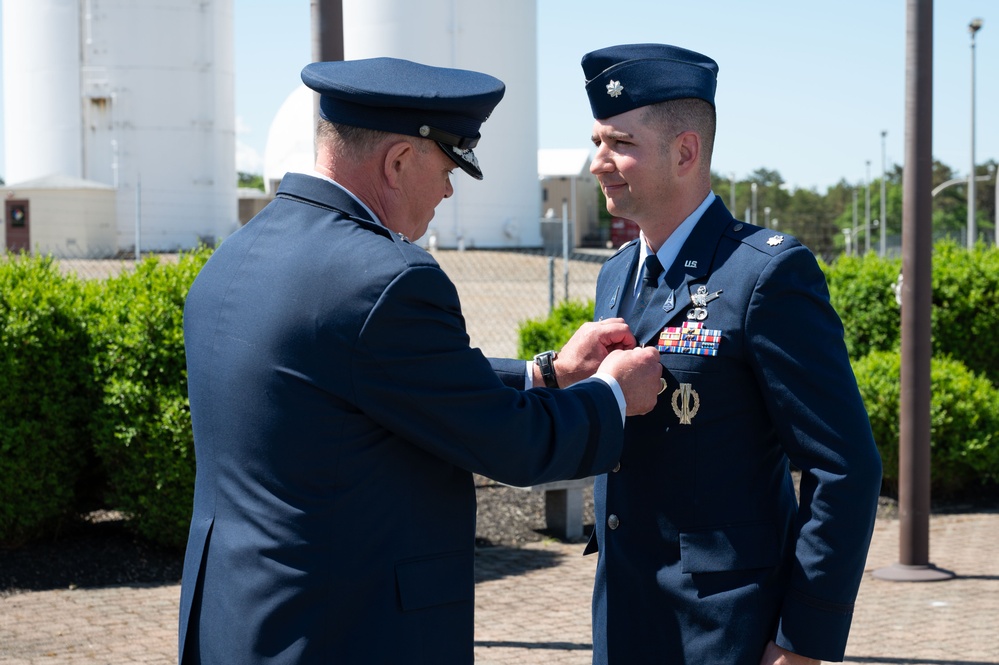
{"left": 437, "top": 142, "right": 484, "bottom": 180}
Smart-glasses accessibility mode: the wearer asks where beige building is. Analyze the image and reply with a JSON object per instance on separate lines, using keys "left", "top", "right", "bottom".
{"left": 2, "top": 175, "right": 117, "bottom": 258}
{"left": 538, "top": 149, "right": 601, "bottom": 249}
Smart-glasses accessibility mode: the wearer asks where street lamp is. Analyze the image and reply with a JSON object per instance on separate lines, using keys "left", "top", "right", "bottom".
{"left": 865, "top": 160, "right": 872, "bottom": 253}
{"left": 852, "top": 188, "right": 859, "bottom": 256}
{"left": 968, "top": 17, "right": 983, "bottom": 249}
{"left": 881, "top": 131, "right": 888, "bottom": 257}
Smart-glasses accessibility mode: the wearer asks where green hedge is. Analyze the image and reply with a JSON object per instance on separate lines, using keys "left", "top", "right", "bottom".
{"left": 854, "top": 350, "right": 999, "bottom": 497}
{"left": 822, "top": 252, "right": 902, "bottom": 360}
{"left": 826, "top": 240, "right": 999, "bottom": 387}
{"left": 0, "top": 255, "right": 95, "bottom": 545}
{"left": 929, "top": 241, "right": 999, "bottom": 387}
{"left": 86, "top": 249, "right": 211, "bottom": 548}
{"left": 4, "top": 241, "right": 999, "bottom": 547}
{"left": 517, "top": 299, "right": 595, "bottom": 360}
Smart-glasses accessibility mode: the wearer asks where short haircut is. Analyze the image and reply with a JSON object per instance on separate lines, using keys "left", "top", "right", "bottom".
{"left": 317, "top": 118, "right": 433, "bottom": 162}
{"left": 642, "top": 98, "right": 716, "bottom": 173}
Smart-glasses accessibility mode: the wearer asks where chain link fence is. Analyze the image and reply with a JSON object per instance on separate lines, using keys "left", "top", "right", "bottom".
{"left": 4, "top": 246, "right": 612, "bottom": 360}
{"left": 434, "top": 249, "right": 608, "bottom": 358}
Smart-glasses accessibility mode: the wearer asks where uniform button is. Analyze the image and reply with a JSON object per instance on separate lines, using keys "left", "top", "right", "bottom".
{"left": 612, "top": 462, "right": 621, "bottom": 473}
{"left": 607, "top": 514, "right": 620, "bottom": 530}
{"left": 733, "top": 223, "right": 744, "bottom": 232}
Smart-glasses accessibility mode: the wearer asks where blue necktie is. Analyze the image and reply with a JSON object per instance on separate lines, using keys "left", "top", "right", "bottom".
{"left": 631, "top": 255, "right": 663, "bottom": 323}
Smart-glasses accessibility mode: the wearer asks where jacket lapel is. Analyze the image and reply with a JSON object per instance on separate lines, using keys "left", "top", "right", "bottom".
{"left": 595, "top": 241, "right": 640, "bottom": 321}
{"left": 633, "top": 199, "right": 734, "bottom": 345}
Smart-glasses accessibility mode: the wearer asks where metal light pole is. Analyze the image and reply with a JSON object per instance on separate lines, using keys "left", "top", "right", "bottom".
{"left": 968, "top": 18, "right": 983, "bottom": 249}
{"left": 873, "top": 0, "right": 954, "bottom": 583}
{"left": 310, "top": 0, "right": 345, "bottom": 156}
{"left": 764, "top": 206, "right": 771, "bottom": 229}
{"left": 751, "top": 182, "right": 758, "bottom": 226}
{"left": 881, "top": 130, "right": 888, "bottom": 256}
{"left": 730, "top": 172, "right": 737, "bottom": 212}
{"left": 865, "top": 160, "right": 872, "bottom": 253}
{"left": 853, "top": 188, "right": 859, "bottom": 256}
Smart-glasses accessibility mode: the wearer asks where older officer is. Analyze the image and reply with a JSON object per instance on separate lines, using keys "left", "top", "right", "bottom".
{"left": 581, "top": 44, "right": 883, "bottom": 665}
{"left": 178, "top": 57, "right": 662, "bottom": 665}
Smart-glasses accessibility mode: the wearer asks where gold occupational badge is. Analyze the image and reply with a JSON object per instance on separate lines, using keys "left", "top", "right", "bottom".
{"left": 671, "top": 383, "right": 700, "bottom": 425}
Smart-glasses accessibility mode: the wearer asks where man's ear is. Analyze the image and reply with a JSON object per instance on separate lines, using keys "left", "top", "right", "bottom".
{"left": 384, "top": 140, "right": 415, "bottom": 189}
{"left": 675, "top": 131, "right": 701, "bottom": 177}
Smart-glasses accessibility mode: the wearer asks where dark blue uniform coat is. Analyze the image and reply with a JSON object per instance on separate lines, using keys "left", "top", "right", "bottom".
{"left": 178, "top": 173, "right": 624, "bottom": 664}
{"left": 587, "top": 198, "right": 882, "bottom": 664}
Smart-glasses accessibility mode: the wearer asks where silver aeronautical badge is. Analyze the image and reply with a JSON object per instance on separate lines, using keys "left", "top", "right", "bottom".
{"left": 606, "top": 79, "right": 624, "bottom": 98}
{"left": 687, "top": 285, "right": 722, "bottom": 321}
{"left": 767, "top": 234, "right": 785, "bottom": 247}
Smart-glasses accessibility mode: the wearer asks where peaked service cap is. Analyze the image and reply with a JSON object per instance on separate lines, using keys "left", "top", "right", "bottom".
{"left": 581, "top": 43, "right": 718, "bottom": 120}
{"left": 301, "top": 57, "right": 506, "bottom": 180}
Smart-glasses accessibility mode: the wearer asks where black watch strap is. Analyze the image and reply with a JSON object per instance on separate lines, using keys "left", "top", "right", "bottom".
{"left": 533, "top": 350, "right": 559, "bottom": 389}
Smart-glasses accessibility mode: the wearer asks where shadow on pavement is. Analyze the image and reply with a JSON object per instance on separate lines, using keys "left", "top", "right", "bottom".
{"left": 0, "top": 511, "right": 184, "bottom": 595}
{"left": 474, "top": 544, "right": 567, "bottom": 584}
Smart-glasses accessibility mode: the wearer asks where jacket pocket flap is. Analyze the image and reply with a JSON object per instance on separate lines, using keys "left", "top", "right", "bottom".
{"left": 396, "top": 551, "right": 472, "bottom": 612}
{"left": 679, "top": 522, "right": 781, "bottom": 574}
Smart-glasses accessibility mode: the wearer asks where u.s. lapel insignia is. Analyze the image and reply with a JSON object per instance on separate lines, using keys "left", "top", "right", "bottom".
{"left": 662, "top": 289, "right": 675, "bottom": 313}
{"left": 767, "top": 234, "right": 785, "bottom": 247}
{"left": 671, "top": 383, "right": 700, "bottom": 425}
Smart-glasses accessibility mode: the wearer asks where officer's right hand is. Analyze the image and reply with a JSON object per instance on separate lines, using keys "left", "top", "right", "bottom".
{"left": 597, "top": 347, "right": 662, "bottom": 416}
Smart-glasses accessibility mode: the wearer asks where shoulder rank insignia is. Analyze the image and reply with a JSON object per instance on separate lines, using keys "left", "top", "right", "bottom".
{"left": 766, "top": 234, "right": 784, "bottom": 247}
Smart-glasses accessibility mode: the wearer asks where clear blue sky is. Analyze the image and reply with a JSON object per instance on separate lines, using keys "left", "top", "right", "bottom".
{"left": 1, "top": 1, "right": 996, "bottom": 192}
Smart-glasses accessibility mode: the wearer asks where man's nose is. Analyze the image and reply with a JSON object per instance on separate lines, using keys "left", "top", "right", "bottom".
{"left": 590, "top": 146, "right": 612, "bottom": 174}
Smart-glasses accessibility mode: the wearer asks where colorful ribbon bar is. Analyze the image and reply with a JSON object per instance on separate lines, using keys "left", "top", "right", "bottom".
{"left": 657, "top": 321, "right": 723, "bottom": 356}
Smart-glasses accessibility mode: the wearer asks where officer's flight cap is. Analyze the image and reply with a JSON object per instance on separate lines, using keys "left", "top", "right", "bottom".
{"left": 581, "top": 43, "right": 718, "bottom": 120}
{"left": 302, "top": 57, "right": 506, "bottom": 180}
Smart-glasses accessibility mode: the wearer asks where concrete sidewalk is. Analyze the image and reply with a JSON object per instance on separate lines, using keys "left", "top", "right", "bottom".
{"left": 2, "top": 511, "right": 997, "bottom": 664}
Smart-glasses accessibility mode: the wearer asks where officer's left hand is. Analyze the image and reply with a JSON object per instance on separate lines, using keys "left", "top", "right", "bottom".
{"left": 554, "top": 318, "right": 637, "bottom": 388}
{"left": 759, "top": 641, "right": 820, "bottom": 665}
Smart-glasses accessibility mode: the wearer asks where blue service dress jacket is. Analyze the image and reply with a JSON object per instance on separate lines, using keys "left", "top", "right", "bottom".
{"left": 586, "top": 197, "right": 882, "bottom": 664}
{"left": 177, "top": 173, "right": 624, "bottom": 664}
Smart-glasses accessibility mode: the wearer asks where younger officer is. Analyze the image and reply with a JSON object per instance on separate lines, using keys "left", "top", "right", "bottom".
{"left": 581, "top": 44, "right": 883, "bottom": 665}
{"left": 178, "top": 57, "right": 661, "bottom": 664}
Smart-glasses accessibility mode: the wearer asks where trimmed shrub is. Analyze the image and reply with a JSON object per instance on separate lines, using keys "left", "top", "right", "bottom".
{"left": 826, "top": 241, "right": 999, "bottom": 387}
{"left": 517, "top": 299, "right": 595, "bottom": 360}
{"left": 823, "top": 252, "right": 902, "bottom": 360}
{"left": 87, "top": 248, "right": 212, "bottom": 548}
{"left": 854, "top": 350, "right": 999, "bottom": 497}
{"left": 930, "top": 240, "right": 999, "bottom": 386}
{"left": 0, "top": 254, "right": 95, "bottom": 545}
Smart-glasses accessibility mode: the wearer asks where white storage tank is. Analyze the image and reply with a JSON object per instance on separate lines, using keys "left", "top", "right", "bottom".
{"left": 2, "top": 0, "right": 237, "bottom": 253}
{"left": 340, "top": 0, "right": 541, "bottom": 249}
{"left": 2, "top": 0, "right": 83, "bottom": 182}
